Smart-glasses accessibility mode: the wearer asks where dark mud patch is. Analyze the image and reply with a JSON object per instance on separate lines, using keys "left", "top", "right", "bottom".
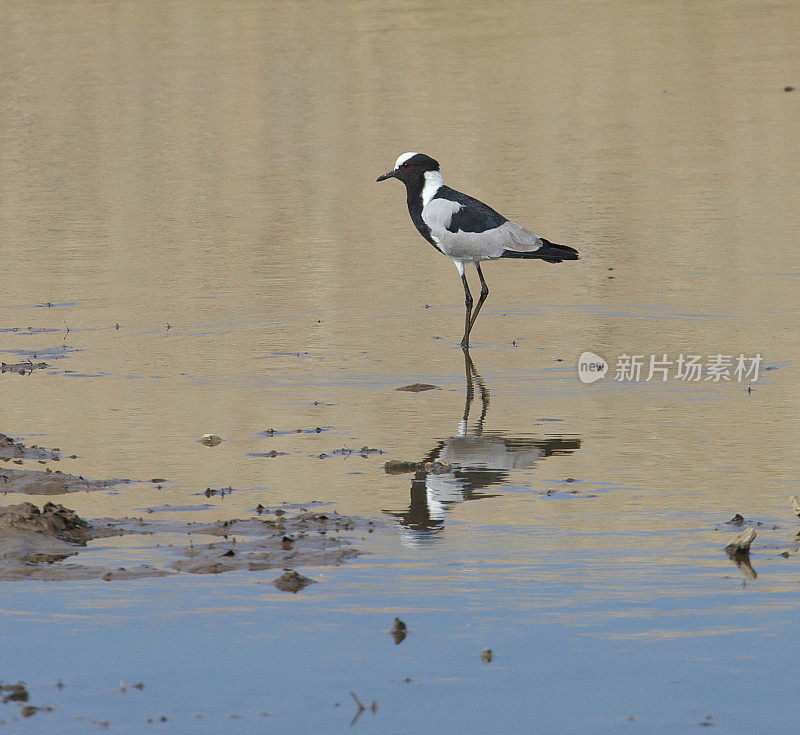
{"left": 2, "top": 345, "right": 79, "bottom": 362}
{"left": 192, "top": 485, "right": 238, "bottom": 498}
{"left": 0, "top": 502, "right": 99, "bottom": 544}
{"left": 259, "top": 426, "right": 332, "bottom": 437}
{"left": 0, "top": 502, "right": 124, "bottom": 577}
{"left": 0, "top": 503, "right": 368, "bottom": 581}
{"left": 0, "top": 466, "right": 127, "bottom": 495}
{"left": 137, "top": 504, "right": 216, "bottom": 513}
{"left": 273, "top": 570, "right": 315, "bottom": 593}
{"left": 0, "top": 680, "right": 55, "bottom": 721}
{"left": 1, "top": 682, "right": 29, "bottom": 704}
{"left": 315, "top": 447, "right": 385, "bottom": 459}
{"left": 0, "top": 326, "right": 61, "bottom": 335}
{"left": 256, "top": 501, "right": 329, "bottom": 514}
{"left": 0, "top": 434, "right": 61, "bottom": 462}
{"left": 172, "top": 512, "right": 361, "bottom": 574}
{"left": 1, "top": 360, "right": 49, "bottom": 375}
{"left": 29, "top": 301, "right": 79, "bottom": 309}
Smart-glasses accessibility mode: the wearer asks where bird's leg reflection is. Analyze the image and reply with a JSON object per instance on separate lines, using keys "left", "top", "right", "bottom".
{"left": 462, "top": 346, "right": 489, "bottom": 436}
{"left": 384, "top": 349, "right": 581, "bottom": 545}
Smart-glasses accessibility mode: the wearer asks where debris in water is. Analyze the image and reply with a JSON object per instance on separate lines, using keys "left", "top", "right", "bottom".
{"left": 383, "top": 460, "right": 422, "bottom": 474}
{"left": 273, "top": 570, "right": 315, "bottom": 593}
{"left": 390, "top": 617, "right": 407, "bottom": 644}
{"left": 317, "top": 446, "right": 385, "bottom": 459}
{"left": 261, "top": 426, "right": 330, "bottom": 437}
{"left": 725, "top": 528, "right": 757, "bottom": 580}
{"left": 201, "top": 434, "right": 222, "bottom": 447}
{"left": 21, "top": 704, "right": 54, "bottom": 717}
{"left": 395, "top": 383, "right": 440, "bottom": 392}
{"left": 1, "top": 360, "right": 49, "bottom": 375}
{"left": 481, "top": 648, "right": 493, "bottom": 663}
{"left": 1, "top": 682, "right": 29, "bottom": 703}
{"left": 203, "top": 486, "right": 233, "bottom": 498}
{"left": 349, "top": 691, "right": 378, "bottom": 726}
{"left": 725, "top": 527, "right": 756, "bottom": 555}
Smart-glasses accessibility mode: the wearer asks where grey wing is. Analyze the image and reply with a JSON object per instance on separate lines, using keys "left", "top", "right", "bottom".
{"left": 423, "top": 200, "right": 543, "bottom": 260}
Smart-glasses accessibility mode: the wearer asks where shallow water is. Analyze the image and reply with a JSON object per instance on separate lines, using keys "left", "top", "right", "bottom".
{"left": 2, "top": 0, "right": 800, "bottom": 731}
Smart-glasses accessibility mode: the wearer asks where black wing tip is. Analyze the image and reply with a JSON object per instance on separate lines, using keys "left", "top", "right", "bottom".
{"left": 502, "top": 239, "right": 580, "bottom": 262}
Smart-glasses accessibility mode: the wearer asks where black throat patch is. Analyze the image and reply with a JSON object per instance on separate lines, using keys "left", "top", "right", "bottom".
{"left": 405, "top": 180, "right": 443, "bottom": 253}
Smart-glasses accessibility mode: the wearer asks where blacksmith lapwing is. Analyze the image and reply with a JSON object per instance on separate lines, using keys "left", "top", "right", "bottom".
{"left": 377, "top": 152, "right": 579, "bottom": 348}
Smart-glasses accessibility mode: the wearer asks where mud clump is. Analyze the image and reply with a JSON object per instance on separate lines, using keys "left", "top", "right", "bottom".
{"left": 0, "top": 502, "right": 90, "bottom": 544}
{"left": 0, "top": 435, "right": 129, "bottom": 494}
{"left": 383, "top": 460, "right": 422, "bottom": 474}
{"left": 0, "top": 434, "right": 61, "bottom": 462}
{"left": 0, "top": 467, "right": 126, "bottom": 495}
{"left": 1, "top": 682, "right": 29, "bottom": 704}
{"left": 390, "top": 617, "right": 407, "bottom": 644}
{"left": 0, "top": 502, "right": 123, "bottom": 578}
{"left": 101, "top": 566, "right": 171, "bottom": 581}
{"left": 0, "top": 431, "right": 369, "bottom": 582}
{"left": 273, "top": 570, "right": 315, "bottom": 593}
{"left": 1, "top": 361, "right": 48, "bottom": 376}
{"left": 172, "top": 512, "right": 360, "bottom": 574}
{"left": 0, "top": 503, "right": 368, "bottom": 582}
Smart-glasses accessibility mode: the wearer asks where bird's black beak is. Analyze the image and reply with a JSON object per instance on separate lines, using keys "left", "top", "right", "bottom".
{"left": 376, "top": 169, "right": 397, "bottom": 182}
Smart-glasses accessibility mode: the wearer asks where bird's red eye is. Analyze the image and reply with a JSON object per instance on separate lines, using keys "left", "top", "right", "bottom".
{"left": 402, "top": 162, "right": 410, "bottom": 169}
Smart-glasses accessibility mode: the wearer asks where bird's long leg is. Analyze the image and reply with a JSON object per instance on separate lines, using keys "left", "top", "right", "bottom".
{"left": 464, "top": 263, "right": 490, "bottom": 343}
{"left": 460, "top": 269, "right": 473, "bottom": 349}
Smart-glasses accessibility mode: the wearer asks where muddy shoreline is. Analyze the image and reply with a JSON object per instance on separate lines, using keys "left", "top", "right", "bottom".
{"left": 0, "top": 434, "right": 369, "bottom": 584}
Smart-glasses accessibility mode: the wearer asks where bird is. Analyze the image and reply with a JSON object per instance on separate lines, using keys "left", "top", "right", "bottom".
{"left": 377, "top": 152, "right": 579, "bottom": 348}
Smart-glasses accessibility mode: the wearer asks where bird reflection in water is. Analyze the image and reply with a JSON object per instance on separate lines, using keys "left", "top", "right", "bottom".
{"left": 384, "top": 349, "right": 581, "bottom": 545}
